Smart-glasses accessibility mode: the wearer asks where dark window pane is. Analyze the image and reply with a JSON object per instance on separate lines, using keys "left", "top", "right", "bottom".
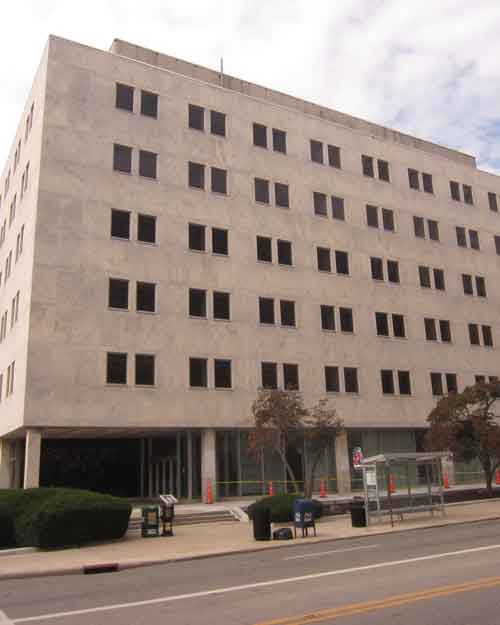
{"left": 371, "top": 257, "right": 384, "bottom": 280}
{"left": 141, "top": 91, "right": 158, "bottom": 118}
{"left": 325, "top": 366, "right": 339, "bottom": 392}
{"left": 456, "top": 226, "right": 467, "bottom": 247}
{"left": 422, "top": 173, "right": 434, "bottom": 194}
{"left": 277, "top": 240, "right": 292, "bottom": 265}
{"left": 419, "top": 265, "right": 431, "bottom": 288}
{"left": 283, "top": 363, "right": 299, "bottom": 390}
{"left": 381, "top": 369, "right": 394, "bottom": 394}
{"left": 482, "top": 325, "right": 493, "bottom": 347}
{"left": 424, "top": 318, "right": 437, "bottom": 341}
{"left": 321, "top": 305, "right": 335, "bottom": 331}
{"left": 310, "top": 140, "right": 323, "bottom": 164}
{"left": 469, "top": 323, "right": 480, "bottom": 345}
{"left": 313, "top": 192, "right": 327, "bottom": 216}
{"left": 488, "top": 192, "right": 498, "bottom": 212}
{"left": 111, "top": 209, "right": 130, "bottom": 239}
{"left": 344, "top": 367, "right": 359, "bottom": 393}
{"left": 398, "top": 371, "right": 411, "bottom": 395}
{"left": 450, "top": 181, "right": 460, "bottom": 201}
{"left": 138, "top": 214, "right": 156, "bottom": 243}
{"left": 331, "top": 196, "right": 345, "bottom": 220}
{"left": 189, "top": 223, "right": 206, "bottom": 251}
{"left": 335, "top": 250, "right": 349, "bottom": 275}
{"left": 137, "top": 282, "right": 155, "bottom": 312}
{"left": 259, "top": 297, "right": 275, "bottom": 324}
{"left": 210, "top": 110, "right": 226, "bottom": 137}
{"left": 408, "top": 169, "right": 419, "bottom": 190}
{"left": 116, "top": 83, "right": 134, "bottom": 111}
{"left": 392, "top": 314, "right": 405, "bottom": 338}
{"left": 433, "top": 268, "right": 445, "bottom": 291}
{"left": 366, "top": 205, "right": 379, "bottom": 228}
{"left": 328, "top": 144, "right": 341, "bottom": 169}
{"left": 375, "top": 312, "right": 389, "bottom": 336}
{"left": 261, "top": 362, "right": 277, "bottom": 389}
{"left": 446, "top": 373, "right": 457, "bottom": 394}
{"left": 190, "top": 358, "right": 207, "bottom": 387}
{"left": 255, "top": 178, "right": 270, "bottom": 203}
{"left": 189, "top": 161, "right": 205, "bottom": 189}
{"left": 476, "top": 276, "right": 487, "bottom": 297}
{"left": 469, "top": 229, "right": 480, "bottom": 250}
{"left": 362, "top": 155, "right": 374, "bottom": 177}
{"left": 189, "top": 288, "right": 206, "bottom": 317}
{"left": 257, "top": 236, "right": 272, "bottom": 262}
{"left": 317, "top": 247, "right": 331, "bottom": 272}
{"left": 495, "top": 236, "right": 500, "bottom": 256}
{"left": 431, "top": 373, "right": 443, "bottom": 396}
{"left": 378, "top": 159, "right": 390, "bottom": 182}
{"left": 280, "top": 300, "right": 295, "bottom": 327}
{"left": 414, "top": 216, "right": 425, "bottom": 238}
{"left": 211, "top": 167, "right": 227, "bottom": 194}
{"left": 253, "top": 123, "right": 267, "bottom": 148}
{"left": 428, "top": 220, "right": 440, "bottom": 241}
{"left": 339, "top": 307, "right": 353, "bottom": 333}
{"left": 462, "top": 274, "right": 473, "bottom": 295}
{"left": 189, "top": 104, "right": 204, "bottom": 130}
{"left": 139, "top": 150, "right": 157, "bottom": 179}
{"left": 135, "top": 354, "right": 154, "bottom": 385}
{"left": 387, "top": 260, "right": 400, "bottom": 284}
{"left": 476, "top": 375, "right": 486, "bottom": 384}
{"left": 272, "top": 128, "right": 287, "bottom": 154}
{"left": 275, "top": 182, "right": 289, "bottom": 208}
{"left": 439, "top": 320, "right": 451, "bottom": 343}
{"left": 463, "top": 184, "right": 473, "bottom": 205}
{"left": 213, "top": 292, "right": 230, "bottom": 320}
{"left": 109, "top": 279, "right": 129, "bottom": 309}
{"left": 212, "top": 228, "right": 228, "bottom": 255}
{"left": 382, "top": 208, "right": 394, "bottom": 232}
{"left": 113, "top": 144, "right": 132, "bottom": 173}
{"left": 107, "top": 352, "right": 127, "bottom": 384}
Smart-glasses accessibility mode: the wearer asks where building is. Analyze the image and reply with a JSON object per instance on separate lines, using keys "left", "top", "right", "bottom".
{"left": 0, "top": 36, "right": 498, "bottom": 500}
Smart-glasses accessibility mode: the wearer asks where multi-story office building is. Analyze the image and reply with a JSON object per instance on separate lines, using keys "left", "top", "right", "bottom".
{"left": 0, "top": 36, "right": 498, "bottom": 500}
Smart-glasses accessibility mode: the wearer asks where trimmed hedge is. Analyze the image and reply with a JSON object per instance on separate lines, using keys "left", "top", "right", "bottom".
{"left": 0, "top": 488, "right": 131, "bottom": 549}
{"left": 247, "top": 494, "right": 324, "bottom": 523}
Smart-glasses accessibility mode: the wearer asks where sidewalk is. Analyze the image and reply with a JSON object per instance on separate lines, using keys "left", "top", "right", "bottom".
{"left": 1, "top": 498, "right": 500, "bottom": 581}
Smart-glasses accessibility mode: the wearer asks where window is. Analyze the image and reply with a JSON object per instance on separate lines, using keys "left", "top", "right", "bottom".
{"left": 211, "top": 167, "right": 227, "bottom": 194}
{"left": 189, "top": 289, "right": 207, "bottom": 318}
{"left": 272, "top": 129, "right": 287, "bottom": 154}
{"left": 253, "top": 123, "right": 267, "bottom": 148}
{"left": 423, "top": 173, "right": 434, "bottom": 194}
{"left": 139, "top": 150, "right": 157, "bottom": 179}
{"left": 463, "top": 184, "right": 473, "bottom": 205}
{"left": 210, "top": 110, "right": 226, "bottom": 137}
{"left": 440, "top": 320, "right": 452, "bottom": 343}
{"left": 313, "top": 192, "right": 327, "bottom": 216}
{"left": 482, "top": 325, "right": 493, "bottom": 347}
{"left": 382, "top": 208, "right": 394, "bottom": 232}
{"left": 283, "top": 363, "right": 299, "bottom": 389}
{"left": 321, "top": 305, "right": 335, "bottom": 331}
{"left": 430, "top": 372, "right": 443, "bottom": 396}
{"left": 189, "top": 223, "right": 205, "bottom": 251}
{"left": 398, "top": 371, "right": 411, "bottom": 395}
{"left": 475, "top": 375, "right": 486, "bottom": 384}
{"left": 361, "top": 155, "right": 374, "bottom": 177}
{"left": 189, "top": 104, "right": 204, "bottom": 131}
{"left": 462, "top": 274, "right": 473, "bottom": 295}
{"left": 469, "top": 229, "right": 480, "bottom": 250}
{"left": 469, "top": 323, "right": 480, "bottom": 346}
{"left": 280, "top": 300, "right": 296, "bottom": 327}
{"left": 113, "top": 144, "right": 132, "bottom": 173}
{"left": 109, "top": 278, "right": 129, "bottom": 309}
{"left": 259, "top": 297, "right": 275, "bottom": 324}
{"left": 138, "top": 214, "right": 156, "bottom": 243}
{"left": 261, "top": 362, "right": 277, "bottom": 389}
{"left": 331, "top": 196, "right": 345, "bottom": 221}
{"left": 107, "top": 353, "right": 127, "bottom": 384}
{"left": 366, "top": 205, "right": 379, "bottom": 228}
{"left": 141, "top": 91, "right": 158, "bottom": 118}
{"left": 456, "top": 226, "right": 467, "bottom": 247}
{"left": 135, "top": 354, "right": 155, "bottom": 385}
{"left": 212, "top": 228, "right": 228, "bottom": 255}
{"left": 214, "top": 360, "right": 232, "bottom": 389}
{"left": 325, "top": 366, "right": 340, "bottom": 392}
{"left": 275, "top": 183, "right": 289, "bottom": 208}
{"left": 255, "top": 178, "right": 270, "bottom": 204}
{"left": 339, "top": 307, "right": 354, "bottom": 333}
{"left": 424, "top": 318, "right": 437, "bottom": 341}
{"left": 335, "top": 250, "right": 349, "bottom": 275}
{"left": 190, "top": 358, "right": 207, "bottom": 387}
{"left": 257, "top": 236, "right": 272, "bottom": 262}
{"left": 344, "top": 368, "right": 359, "bottom": 393}
{"left": 213, "top": 292, "right": 230, "bottom": 320}
{"left": 371, "top": 257, "right": 384, "bottom": 281}
{"left": 137, "top": 282, "right": 156, "bottom": 312}
{"left": 377, "top": 159, "right": 390, "bottom": 182}
{"left": 428, "top": 220, "right": 440, "bottom": 241}
{"left": 495, "top": 235, "right": 500, "bottom": 256}
{"left": 450, "top": 181, "right": 460, "bottom": 201}
{"left": 387, "top": 260, "right": 399, "bottom": 284}
{"left": 446, "top": 373, "right": 458, "bottom": 394}
{"left": 189, "top": 162, "right": 205, "bottom": 189}
{"left": 317, "top": 247, "right": 331, "bottom": 272}
{"left": 277, "top": 240, "right": 292, "bottom": 266}
{"left": 328, "top": 145, "right": 341, "bottom": 169}
{"left": 413, "top": 216, "right": 425, "bottom": 238}
{"left": 392, "top": 314, "right": 406, "bottom": 338}
{"left": 375, "top": 312, "right": 389, "bottom": 337}
{"left": 111, "top": 210, "right": 130, "bottom": 239}
{"left": 419, "top": 266, "right": 431, "bottom": 288}
{"left": 408, "top": 169, "right": 419, "bottom": 190}
{"left": 381, "top": 369, "right": 395, "bottom": 394}
{"left": 476, "top": 276, "right": 487, "bottom": 298}
{"left": 116, "top": 83, "right": 134, "bottom": 111}
{"left": 488, "top": 192, "right": 498, "bottom": 212}
{"left": 433, "top": 268, "right": 445, "bottom": 291}
{"left": 310, "top": 140, "right": 323, "bottom": 164}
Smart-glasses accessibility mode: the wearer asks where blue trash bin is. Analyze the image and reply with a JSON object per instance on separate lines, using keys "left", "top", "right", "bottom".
{"left": 293, "top": 499, "right": 317, "bottom": 537}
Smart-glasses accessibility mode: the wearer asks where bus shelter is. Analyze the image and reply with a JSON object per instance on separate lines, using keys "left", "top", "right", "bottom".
{"left": 360, "top": 452, "right": 448, "bottom": 527}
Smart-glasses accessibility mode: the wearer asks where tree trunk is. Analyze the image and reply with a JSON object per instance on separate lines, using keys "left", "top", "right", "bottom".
{"left": 304, "top": 451, "right": 322, "bottom": 499}
{"left": 482, "top": 455, "right": 493, "bottom": 497}
{"left": 277, "top": 447, "right": 299, "bottom": 493}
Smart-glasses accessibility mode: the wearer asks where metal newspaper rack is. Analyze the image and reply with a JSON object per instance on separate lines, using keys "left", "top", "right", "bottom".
{"left": 360, "top": 452, "right": 447, "bottom": 527}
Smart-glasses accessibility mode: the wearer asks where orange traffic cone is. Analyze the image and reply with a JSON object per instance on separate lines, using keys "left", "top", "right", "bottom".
{"left": 444, "top": 472, "right": 450, "bottom": 489}
{"left": 206, "top": 479, "right": 213, "bottom": 504}
{"left": 389, "top": 474, "right": 395, "bottom": 494}
{"left": 495, "top": 469, "right": 500, "bottom": 486}
{"left": 269, "top": 481, "right": 274, "bottom": 497}
{"left": 320, "top": 479, "right": 326, "bottom": 498}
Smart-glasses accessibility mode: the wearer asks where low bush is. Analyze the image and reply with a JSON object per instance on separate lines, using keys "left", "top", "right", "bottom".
{"left": 0, "top": 488, "right": 131, "bottom": 549}
{"left": 247, "top": 493, "right": 324, "bottom": 523}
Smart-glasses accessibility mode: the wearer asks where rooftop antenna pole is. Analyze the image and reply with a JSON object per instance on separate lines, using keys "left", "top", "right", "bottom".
{"left": 219, "top": 57, "right": 224, "bottom": 86}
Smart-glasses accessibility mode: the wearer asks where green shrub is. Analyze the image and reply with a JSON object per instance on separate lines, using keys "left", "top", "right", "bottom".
{"left": 0, "top": 506, "right": 15, "bottom": 549}
{"left": 247, "top": 494, "right": 324, "bottom": 523}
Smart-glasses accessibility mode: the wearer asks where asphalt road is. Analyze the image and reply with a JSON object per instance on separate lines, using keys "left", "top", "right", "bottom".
{"left": 2, "top": 520, "right": 500, "bottom": 624}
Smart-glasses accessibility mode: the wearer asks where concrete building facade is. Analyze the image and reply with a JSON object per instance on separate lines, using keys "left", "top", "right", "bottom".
{"left": 0, "top": 36, "right": 499, "bottom": 499}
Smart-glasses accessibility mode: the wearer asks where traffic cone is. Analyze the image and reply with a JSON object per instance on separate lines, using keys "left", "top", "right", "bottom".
{"left": 389, "top": 474, "right": 395, "bottom": 494}
{"left": 269, "top": 481, "right": 274, "bottom": 497}
{"left": 320, "top": 479, "right": 326, "bottom": 498}
{"left": 444, "top": 472, "right": 450, "bottom": 489}
{"left": 206, "top": 479, "right": 213, "bottom": 504}
{"left": 495, "top": 469, "right": 500, "bottom": 486}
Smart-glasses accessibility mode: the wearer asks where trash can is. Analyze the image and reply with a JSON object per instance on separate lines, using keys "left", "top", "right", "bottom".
{"left": 350, "top": 498, "right": 367, "bottom": 528}
{"left": 293, "top": 499, "right": 316, "bottom": 537}
{"left": 160, "top": 500, "right": 175, "bottom": 537}
{"left": 141, "top": 506, "right": 160, "bottom": 537}
{"left": 252, "top": 506, "right": 271, "bottom": 541}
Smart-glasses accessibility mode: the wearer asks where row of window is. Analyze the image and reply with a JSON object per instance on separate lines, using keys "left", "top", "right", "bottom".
{"left": 1, "top": 225, "right": 25, "bottom": 288}
{"left": 0, "top": 361, "right": 15, "bottom": 401}
{"left": 1, "top": 102, "right": 33, "bottom": 209}
{"left": 0, "top": 291, "right": 20, "bottom": 343}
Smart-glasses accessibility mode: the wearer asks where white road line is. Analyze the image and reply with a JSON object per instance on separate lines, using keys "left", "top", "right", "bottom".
{"left": 284, "top": 544, "right": 379, "bottom": 560}
{"left": 0, "top": 610, "right": 14, "bottom": 624}
{"left": 11, "top": 543, "right": 500, "bottom": 623}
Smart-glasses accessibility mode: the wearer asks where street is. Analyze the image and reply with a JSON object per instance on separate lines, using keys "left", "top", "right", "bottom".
{"left": 2, "top": 519, "right": 500, "bottom": 624}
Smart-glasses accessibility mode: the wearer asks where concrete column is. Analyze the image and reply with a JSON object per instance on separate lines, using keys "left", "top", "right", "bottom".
{"left": 442, "top": 454, "right": 456, "bottom": 486}
{"left": 335, "top": 431, "right": 351, "bottom": 494}
{"left": 23, "top": 429, "right": 42, "bottom": 489}
{"left": 201, "top": 428, "right": 217, "bottom": 503}
{"left": 0, "top": 438, "right": 14, "bottom": 489}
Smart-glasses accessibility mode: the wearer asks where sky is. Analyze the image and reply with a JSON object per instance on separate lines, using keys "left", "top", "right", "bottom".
{"left": 1, "top": 0, "right": 500, "bottom": 172}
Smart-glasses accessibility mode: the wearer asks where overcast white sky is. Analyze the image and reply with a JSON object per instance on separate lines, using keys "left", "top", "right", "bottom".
{"left": 1, "top": 0, "right": 500, "bottom": 172}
